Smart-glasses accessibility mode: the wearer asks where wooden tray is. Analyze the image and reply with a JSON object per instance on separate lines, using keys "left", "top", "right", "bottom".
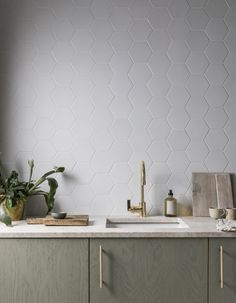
{"left": 27, "top": 215, "right": 89, "bottom": 226}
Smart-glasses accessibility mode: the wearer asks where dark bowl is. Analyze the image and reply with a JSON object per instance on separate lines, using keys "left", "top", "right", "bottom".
{"left": 51, "top": 212, "right": 67, "bottom": 219}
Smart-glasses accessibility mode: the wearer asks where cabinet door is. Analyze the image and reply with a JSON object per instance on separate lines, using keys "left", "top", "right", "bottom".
{"left": 0, "top": 239, "right": 88, "bottom": 303}
{"left": 90, "top": 239, "right": 208, "bottom": 303}
{"left": 209, "top": 238, "right": 236, "bottom": 302}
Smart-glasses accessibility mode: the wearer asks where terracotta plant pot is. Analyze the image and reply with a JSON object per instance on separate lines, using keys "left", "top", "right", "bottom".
{"left": 3, "top": 198, "right": 26, "bottom": 221}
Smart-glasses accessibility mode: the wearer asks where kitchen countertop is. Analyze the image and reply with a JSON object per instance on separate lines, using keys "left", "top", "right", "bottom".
{"left": 0, "top": 216, "right": 236, "bottom": 238}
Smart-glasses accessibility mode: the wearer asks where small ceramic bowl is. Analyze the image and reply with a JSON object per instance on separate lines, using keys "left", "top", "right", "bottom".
{"left": 51, "top": 212, "right": 67, "bottom": 219}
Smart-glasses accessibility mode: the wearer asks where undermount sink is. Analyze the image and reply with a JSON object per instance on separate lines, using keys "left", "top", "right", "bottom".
{"left": 106, "top": 217, "right": 189, "bottom": 229}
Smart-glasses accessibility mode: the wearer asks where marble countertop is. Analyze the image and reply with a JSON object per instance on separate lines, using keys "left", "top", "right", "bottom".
{"left": 0, "top": 216, "right": 236, "bottom": 238}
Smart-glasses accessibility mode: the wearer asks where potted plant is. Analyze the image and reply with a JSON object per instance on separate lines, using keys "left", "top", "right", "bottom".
{"left": 0, "top": 160, "right": 65, "bottom": 225}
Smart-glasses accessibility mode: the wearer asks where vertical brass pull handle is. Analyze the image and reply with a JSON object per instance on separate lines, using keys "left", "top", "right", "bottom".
{"left": 220, "top": 245, "right": 224, "bottom": 289}
{"left": 99, "top": 245, "right": 103, "bottom": 289}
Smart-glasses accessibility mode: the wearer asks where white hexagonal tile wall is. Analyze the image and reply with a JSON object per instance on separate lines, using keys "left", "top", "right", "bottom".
{"left": 168, "top": 108, "right": 190, "bottom": 130}
{"left": 205, "top": 42, "right": 228, "bottom": 63}
{"left": 148, "top": 53, "right": 171, "bottom": 75}
{"left": 205, "top": 151, "right": 228, "bottom": 171}
{"left": 205, "top": 108, "right": 228, "bottom": 129}
{"left": 205, "top": 0, "right": 228, "bottom": 18}
{"left": 147, "top": 140, "right": 171, "bottom": 162}
{"left": 186, "top": 140, "right": 209, "bottom": 162}
{"left": 205, "top": 129, "right": 228, "bottom": 151}
{"left": 148, "top": 30, "right": 171, "bottom": 53}
{"left": 149, "top": 163, "right": 171, "bottom": 184}
{"left": 110, "top": 163, "right": 132, "bottom": 183}
{"left": 129, "top": 42, "right": 152, "bottom": 62}
{"left": 186, "top": 118, "right": 209, "bottom": 140}
{"left": 186, "top": 31, "right": 209, "bottom": 51}
{"left": 129, "top": 20, "right": 152, "bottom": 41}
{"left": 167, "top": 64, "right": 190, "bottom": 85}
{"left": 148, "top": 8, "right": 171, "bottom": 29}
{"left": 167, "top": 41, "right": 190, "bottom": 64}
{"left": 111, "top": 119, "right": 133, "bottom": 141}
{"left": 148, "top": 118, "right": 171, "bottom": 140}
{"left": 205, "top": 19, "right": 228, "bottom": 41}
{"left": 186, "top": 52, "right": 209, "bottom": 74}
{"left": 167, "top": 151, "right": 190, "bottom": 173}
{"left": 148, "top": 97, "right": 171, "bottom": 118}
{"left": 168, "top": 131, "right": 190, "bottom": 151}
{"left": 169, "top": 0, "right": 189, "bottom": 18}
{"left": 186, "top": 9, "right": 209, "bottom": 30}
{"left": 205, "top": 86, "right": 228, "bottom": 107}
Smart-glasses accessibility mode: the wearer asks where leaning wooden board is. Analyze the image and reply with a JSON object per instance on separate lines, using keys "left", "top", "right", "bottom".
{"left": 27, "top": 215, "right": 89, "bottom": 226}
{"left": 192, "top": 173, "right": 234, "bottom": 216}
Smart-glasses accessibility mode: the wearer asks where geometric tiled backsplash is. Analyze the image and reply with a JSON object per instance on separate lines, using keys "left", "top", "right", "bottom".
{"left": 0, "top": 0, "right": 235, "bottom": 216}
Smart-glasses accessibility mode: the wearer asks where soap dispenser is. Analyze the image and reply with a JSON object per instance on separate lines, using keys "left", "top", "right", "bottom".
{"left": 164, "top": 190, "right": 177, "bottom": 217}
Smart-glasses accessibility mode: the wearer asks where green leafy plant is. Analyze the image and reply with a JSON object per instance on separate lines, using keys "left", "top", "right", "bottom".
{"left": 0, "top": 160, "right": 65, "bottom": 225}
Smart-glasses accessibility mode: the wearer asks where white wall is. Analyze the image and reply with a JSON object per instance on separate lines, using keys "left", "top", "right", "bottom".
{"left": 0, "top": 0, "right": 235, "bottom": 216}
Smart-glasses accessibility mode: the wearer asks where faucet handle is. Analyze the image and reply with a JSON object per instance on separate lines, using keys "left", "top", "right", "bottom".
{"left": 127, "top": 200, "right": 131, "bottom": 210}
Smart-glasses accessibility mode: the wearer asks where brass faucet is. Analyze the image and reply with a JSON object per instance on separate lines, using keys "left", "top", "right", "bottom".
{"left": 127, "top": 161, "right": 147, "bottom": 217}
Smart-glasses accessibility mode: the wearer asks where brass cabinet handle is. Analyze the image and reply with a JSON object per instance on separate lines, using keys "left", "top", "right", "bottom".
{"left": 99, "top": 245, "right": 103, "bottom": 289}
{"left": 220, "top": 245, "right": 224, "bottom": 289}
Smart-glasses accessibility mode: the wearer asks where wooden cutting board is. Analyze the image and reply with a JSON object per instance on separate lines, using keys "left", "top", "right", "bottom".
{"left": 27, "top": 215, "right": 89, "bottom": 226}
{"left": 192, "top": 173, "right": 234, "bottom": 216}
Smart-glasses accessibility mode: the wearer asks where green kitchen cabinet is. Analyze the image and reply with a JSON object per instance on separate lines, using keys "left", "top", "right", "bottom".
{"left": 90, "top": 239, "right": 208, "bottom": 303}
{"left": 0, "top": 239, "right": 88, "bottom": 303}
{"left": 209, "top": 238, "right": 236, "bottom": 303}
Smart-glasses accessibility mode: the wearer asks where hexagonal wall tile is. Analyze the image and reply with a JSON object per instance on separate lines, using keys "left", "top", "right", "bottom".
{"left": 205, "top": 0, "right": 228, "bottom": 18}
{"left": 167, "top": 64, "right": 190, "bottom": 85}
{"left": 110, "top": 97, "right": 133, "bottom": 119}
{"left": 186, "top": 97, "right": 209, "bottom": 117}
{"left": 167, "top": 41, "right": 190, "bottom": 64}
{"left": 205, "top": 64, "right": 228, "bottom": 86}
{"left": 90, "top": 128, "right": 113, "bottom": 151}
{"left": 110, "top": 53, "right": 133, "bottom": 74}
{"left": 110, "top": 7, "right": 132, "bottom": 31}
{"left": 205, "top": 151, "right": 228, "bottom": 171}
{"left": 168, "top": 131, "right": 190, "bottom": 151}
{"left": 15, "top": 130, "right": 37, "bottom": 151}
{"left": 91, "top": 174, "right": 114, "bottom": 195}
{"left": 148, "top": 118, "right": 171, "bottom": 140}
{"left": 52, "top": 19, "right": 75, "bottom": 41}
{"left": 224, "top": 118, "right": 236, "bottom": 139}
{"left": 186, "top": 140, "right": 209, "bottom": 162}
{"left": 129, "top": 130, "right": 152, "bottom": 152}
{"left": 91, "top": 18, "right": 113, "bottom": 41}
{"left": 91, "top": 0, "right": 112, "bottom": 18}
{"left": 51, "top": 86, "right": 75, "bottom": 107}
{"left": 148, "top": 30, "right": 171, "bottom": 53}
{"left": 34, "top": 118, "right": 55, "bottom": 140}
{"left": 91, "top": 151, "right": 113, "bottom": 173}
{"left": 205, "top": 129, "right": 228, "bottom": 151}
{"left": 111, "top": 119, "right": 133, "bottom": 141}
{"left": 147, "top": 75, "right": 171, "bottom": 96}
{"left": 167, "top": 151, "right": 190, "bottom": 173}
{"left": 34, "top": 141, "right": 56, "bottom": 162}
{"left": 129, "top": 20, "right": 152, "bottom": 41}
{"left": 149, "top": 163, "right": 171, "bottom": 184}
{"left": 225, "top": 99, "right": 236, "bottom": 119}
{"left": 148, "top": 53, "right": 171, "bottom": 75}
{"left": 110, "top": 74, "right": 133, "bottom": 96}
{"left": 225, "top": 141, "right": 236, "bottom": 163}
{"left": 91, "top": 41, "right": 113, "bottom": 63}
{"left": 72, "top": 29, "right": 94, "bottom": 52}
{"left": 128, "top": 63, "right": 152, "bottom": 85}
{"left": 205, "top": 42, "right": 228, "bottom": 63}
{"left": 186, "top": 75, "right": 209, "bottom": 97}
{"left": 205, "top": 108, "right": 228, "bottom": 129}
{"left": 148, "top": 8, "right": 171, "bottom": 29}
{"left": 109, "top": 31, "right": 133, "bottom": 52}
{"left": 110, "top": 163, "right": 132, "bottom": 183}
{"left": 169, "top": 0, "right": 189, "bottom": 18}
{"left": 186, "top": 118, "right": 209, "bottom": 140}
{"left": 52, "top": 130, "right": 74, "bottom": 151}
{"left": 168, "top": 108, "right": 190, "bottom": 130}
{"left": 147, "top": 140, "right": 171, "bottom": 162}
{"left": 205, "top": 86, "right": 228, "bottom": 107}
{"left": 186, "top": 9, "right": 209, "bottom": 30}
{"left": 168, "top": 18, "right": 190, "bottom": 40}
{"left": 129, "top": 42, "right": 152, "bottom": 62}
{"left": 186, "top": 52, "right": 209, "bottom": 74}
{"left": 128, "top": 85, "right": 152, "bottom": 108}
{"left": 167, "top": 86, "right": 190, "bottom": 107}
{"left": 148, "top": 97, "right": 171, "bottom": 118}
{"left": 186, "top": 31, "right": 209, "bottom": 51}
{"left": 52, "top": 63, "right": 75, "bottom": 86}
{"left": 205, "top": 19, "right": 228, "bottom": 41}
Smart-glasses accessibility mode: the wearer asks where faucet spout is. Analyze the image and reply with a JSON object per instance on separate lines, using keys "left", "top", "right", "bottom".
{"left": 127, "top": 161, "right": 147, "bottom": 217}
